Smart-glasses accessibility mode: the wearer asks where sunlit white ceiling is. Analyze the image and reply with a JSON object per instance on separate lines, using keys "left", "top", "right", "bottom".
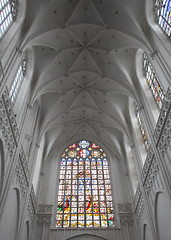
{"left": 22, "top": 0, "right": 152, "bottom": 159}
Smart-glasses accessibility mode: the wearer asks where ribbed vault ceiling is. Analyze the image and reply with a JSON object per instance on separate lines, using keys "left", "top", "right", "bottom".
{"left": 22, "top": 0, "right": 152, "bottom": 159}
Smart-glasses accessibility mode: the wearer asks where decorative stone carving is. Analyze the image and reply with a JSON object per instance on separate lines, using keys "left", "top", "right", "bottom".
{"left": 142, "top": 149, "right": 154, "bottom": 184}
{"left": 154, "top": 88, "right": 171, "bottom": 148}
{"left": 118, "top": 203, "right": 133, "bottom": 225}
{"left": 15, "top": 158, "right": 28, "bottom": 197}
{"left": 133, "top": 185, "right": 142, "bottom": 209}
{"left": 25, "top": 133, "right": 32, "bottom": 142}
{"left": 15, "top": 148, "right": 31, "bottom": 197}
{"left": 37, "top": 204, "right": 53, "bottom": 227}
{"left": 2, "top": 88, "right": 20, "bottom": 142}
{"left": 37, "top": 205, "right": 53, "bottom": 214}
{"left": 135, "top": 195, "right": 145, "bottom": 221}
{"left": 19, "top": 148, "right": 30, "bottom": 183}
{"left": 27, "top": 187, "right": 37, "bottom": 223}
{"left": 30, "top": 185, "right": 37, "bottom": 211}
{"left": 37, "top": 215, "right": 52, "bottom": 227}
{"left": 119, "top": 214, "right": 133, "bottom": 226}
{"left": 144, "top": 157, "right": 159, "bottom": 194}
{"left": 27, "top": 197, "right": 36, "bottom": 223}
{"left": 118, "top": 203, "right": 132, "bottom": 213}
{"left": 158, "top": 109, "right": 171, "bottom": 157}
{"left": 133, "top": 186, "right": 144, "bottom": 221}
{"left": 0, "top": 96, "right": 16, "bottom": 157}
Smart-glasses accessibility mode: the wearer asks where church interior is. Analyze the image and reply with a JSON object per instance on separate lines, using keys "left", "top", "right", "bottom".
{"left": 0, "top": 0, "right": 171, "bottom": 239}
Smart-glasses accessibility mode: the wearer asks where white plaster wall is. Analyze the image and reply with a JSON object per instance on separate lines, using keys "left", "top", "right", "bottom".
{"left": 0, "top": 188, "right": 19, "bottom": 240}
{"left": 155, "top": 192, "right": 171, "bottom": 240}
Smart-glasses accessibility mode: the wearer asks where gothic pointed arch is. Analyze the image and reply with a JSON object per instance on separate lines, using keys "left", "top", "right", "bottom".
{"left": 56, "top": 140, "right": 115, "bottom": 228}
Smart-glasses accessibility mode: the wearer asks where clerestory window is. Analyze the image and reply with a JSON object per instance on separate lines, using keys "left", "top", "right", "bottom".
{"left": 56, "top": 140, "right": 115, "bottom": 228}
{"left": 136, "top": 105, "right": 149, "bottom": 151}
{"left": 0, "top": 0, "right": 17, "bottom": 39}
{"left": 9, "top": 57, "right": 26, "bottom": 104}
{"left": 154, "top": 0, "right": 171, "bottom": 38}
{"left": 143, "top": 53, "right": 166, "bottom": 109}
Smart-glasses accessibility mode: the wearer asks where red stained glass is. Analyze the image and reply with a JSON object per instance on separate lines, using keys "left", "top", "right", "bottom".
{"left": 56, "top": 140, "right": 115, "bottom": 228}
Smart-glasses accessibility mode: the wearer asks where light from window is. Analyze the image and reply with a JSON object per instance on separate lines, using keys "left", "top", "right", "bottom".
{"left": 0, "top": 0, "right": 17, "bottom": 39}
{"left": 9, "top": 57, "right": 26, "bottom": 104}
{"left": 136, "top": 106, "right": 149, "bottom": 151}
{"left": 143, "top": 53, "right": 165, "bottom": 109}
{"left": 155, "top": 0, "right": 171, "bottom": 38}
{"left": 56, "top": 140, "right": 115, "bottom": 228}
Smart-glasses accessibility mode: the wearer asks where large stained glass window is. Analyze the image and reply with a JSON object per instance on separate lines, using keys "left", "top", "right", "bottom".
{"left": 143, "top": 53, "right": 165, "bottom": 109}
{"left": 0, "top": 0, "right": 17, "bottom": 39}
{"left": 9, "top": 57, "right": 27, "bottom": 104}
{"left": 136, "top": 105, "right": 149, "bottom": 151}
{"left": 155, "top": 0, "right": 171, "bottom": 38}
{"left": 56, "top": 140, "right": 115, "bottom": 228}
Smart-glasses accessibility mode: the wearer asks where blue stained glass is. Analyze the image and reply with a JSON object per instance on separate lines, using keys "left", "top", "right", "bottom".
{"left": 143, "top": 53, "right": 165, "bottom": 109}
{"left": 155, "top": 0, "right": 171, "bottom": 38}
{"left": 79, "top": 140, "right": 90, "bottom": 148}
{"left": 57, "top": 140, "right": 115, "bottom": 228}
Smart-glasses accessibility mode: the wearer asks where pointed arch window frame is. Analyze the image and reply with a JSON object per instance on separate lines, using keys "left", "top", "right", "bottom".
{"left": 135, "top": 104, "right": 149, "bottom": 152}
{"left": 143, "top": 53, "right": 166, "bottom": 109}
{"left": 56, "top": 140, "right": 115, "bottom": 228}
{"left": 154, "top": 0, "right": 171, "bottom": 39}
{"left": 0, "top": 0, "right": 17, "bottom": 40}
{"left": 9, "top": 56, "right": 27, "bottom": 105}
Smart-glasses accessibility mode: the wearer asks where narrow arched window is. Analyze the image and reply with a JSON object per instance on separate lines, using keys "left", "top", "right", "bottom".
{"left": 9, "top": 57, "right": 27, "bottom": 104}
{"left": 56, "top": 140, "right": 115, "bottom": 228}
{"left": 154, "top": 0, "right": 171, "bottom": 38}
{"left": 136, "top": 105, "right": 149, "bottom": 151}
{"left": 143, "top": 53, "right": 166, "bottom": 109}
{"left": 0, "top": 0, "right": 17, "bottom": 40}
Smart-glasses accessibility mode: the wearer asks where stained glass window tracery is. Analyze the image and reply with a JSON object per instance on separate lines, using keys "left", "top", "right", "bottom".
{"left": 56, "top": 140, "right": 115, "bottom": 228}
{"left": 155, "top": 0, "right": 171, "bottom": 38}
{"left": 0, "top": 0, "right": 17, "bottom": 39}
{"left": 143, "top": 53, "right": 166, "bottom": 109}
{"left": 136, "top": 105, "right": 149, "bottom": 151}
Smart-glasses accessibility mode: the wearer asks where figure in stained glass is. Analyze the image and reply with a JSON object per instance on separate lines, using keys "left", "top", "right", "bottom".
{"left": 56, "top": 140, "right": 115, "bottom": 228}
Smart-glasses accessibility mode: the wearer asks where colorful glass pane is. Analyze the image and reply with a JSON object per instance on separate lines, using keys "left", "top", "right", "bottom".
{"left": 155, "top": 0, "right": 171, "bottom": 38}
{"left": 136, "top": 106, "right": 149, "bottom": 151}
{"left": 56, "top": 140, "right": 115, "bottom": 228}
{"left": 143, "top": 53, "right": 166, "bottom": 109}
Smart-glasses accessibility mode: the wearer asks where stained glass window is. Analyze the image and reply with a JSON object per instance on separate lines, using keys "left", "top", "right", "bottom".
{"left": 143, "top": 53, "right": 165, "bottom": 109}
{"left": 136, "top": 106, "right": 149, "bottom": 151}
{"left": 0, "top": 0, "right": 17, "bottom": 39}
{"left": 9, "top": 57, "right": 27, "bottom": 104}
{"left": 155, "top": 0, "right": 171, "bottom": 38}
{"left": 56, "top": 140, "right": 115, "bottom": 228}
